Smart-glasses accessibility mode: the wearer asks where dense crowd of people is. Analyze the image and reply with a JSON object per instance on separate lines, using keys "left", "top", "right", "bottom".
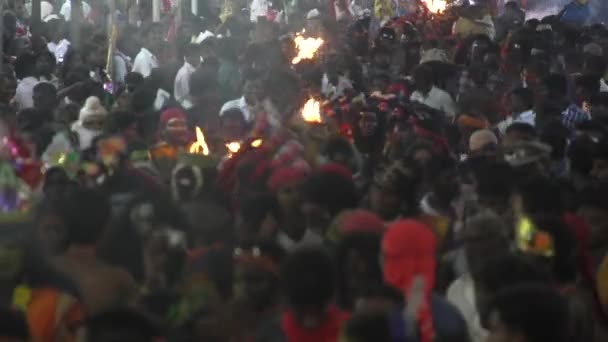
{"left": 0, "top": 0, "right": 608, "bottom": 341}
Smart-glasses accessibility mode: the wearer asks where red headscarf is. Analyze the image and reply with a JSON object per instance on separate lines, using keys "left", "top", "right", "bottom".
{"left": 267, "top": 167, "right": 309, "bottom": 193}
{"left": 337, "top": 209, "right": 385, "bottom": 236}
{"left": 159, "top": 108, "right": 187, "bottom": 127}
{"left": 382, "top": 219, "right": 436, "bottom": 342}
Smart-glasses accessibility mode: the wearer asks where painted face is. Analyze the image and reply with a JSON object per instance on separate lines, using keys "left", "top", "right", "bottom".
{"left": 82, "top": 115, "right": 106, "bottom": 131}
{"left": 164, "top": 118, "right": 190, "bottom": 146}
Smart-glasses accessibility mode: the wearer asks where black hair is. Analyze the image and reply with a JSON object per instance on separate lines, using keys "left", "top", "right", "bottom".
{"left": 61, "top": 187, "right": 111, "bottom": 245}
{"left": 505, "top": 122, "right": 537, "bottom": 139}
{"left": 335, "top": 233, "right": 383, "bottom": 309}
{"left": 542, "top": 73, "right": 568, "bottom": 98}
{"left": 517, "top": 176, "right": 564, "bottom": 215}
{"left": 472, "top": 160, "right": 515, "bottom": 205}
{"left": 183, "top": 43, "right": 201, "bottom": 58}
{"left": 324, "top": 136, "right": 354, "bottom": 163}
{"left": 590, "top": 92, "right": 608, "bottom": 107}
{"left": 413, "top": 64, "right": 435, "bottom": 83}
{"left": 189, "top": 68, "right": 219, "bottom": 96}
{"left": 576, "top": 74, "right": 601, "bottom": 97}
{"left": 568, "top": 136, "right": 596, "bottom": 175}
{"left": 33, "top": 82, "right": 57, "bottom": 100}
{"left": 181, "top": 201, "right": 233, "bottom": 247}
{"left": 106, "top": 110, "right": 138, "bottom": 134}
{"left": 281, "top": 247, "right": 336, "bottom": 310}
{"left": 540, "top": 121, "right": 569, "bottom": 160}
{"left": 511, "top": 87, "right": 534, "bottom": 110}
{"left": 584, "top": 55, "right": 607, "bottom": 77}
{"left": 531, "top": 214, "right": 578, "bottom": 284}
{"left": 131, "top": 83, "right": 157, "bottom": 113}
{"left": 236, "top": 193, "right": 280, "bottom": 242}
{"left": 301, "top": 170, "right": 357, "bottom": 217}
{"left": 564, "top": 51, "right": 584, "bottom": 72}
{"left": 86, "top": 309, "right": 163, "bottom": 342}
{"left": 14, "top": 52, "right": 37, "bottom": 79}
{"left": 505, "top": 1, "right": 519, "bottom": 9}
{"left": 125, "top": 72, "right": 145, "bottom": 87}
{"left": 242, "top": 69, "right": 263, "bottom": 83}
{"left": 216, "top": 38, "right": 239, "bottom": 62}
{"left": 0, "top": 308, "right": 28, "bottom": 339}
{"left": 467, "top": 64, "right": 489, "bottom": 87}
{"left": 474, "top": 254, "right": 551, "bottom": 295}
{"left": 486, "top": 285, "right": 569, "bottom": 342}
{"left": 17, "top": 108, "right": 49, "bottom": 132}
{"left": 343, "top": 311, "right": 391, "bottom": 342}
{"left": 595, "top": 139, "right": 608, "bottom": 160}
{"left": 579, "top": 182, "right": 608, "bottom": 210}
{"left": 36, "top": 50, "right": 56, "bottom": 66}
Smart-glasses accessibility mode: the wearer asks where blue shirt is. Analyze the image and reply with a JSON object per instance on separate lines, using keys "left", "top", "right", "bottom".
{"left": 560, "top": 2, "right": 591, "bottom": 26}
{"left": 390, "top": 295, "right": 468, "bottom": 342}
{"left": 562, "top": 104, "right": 590, "bottom": 130}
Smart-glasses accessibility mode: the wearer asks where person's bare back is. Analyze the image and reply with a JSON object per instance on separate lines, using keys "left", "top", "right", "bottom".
{"left": 54, "top": 247, "right": 137, "bottom": 316}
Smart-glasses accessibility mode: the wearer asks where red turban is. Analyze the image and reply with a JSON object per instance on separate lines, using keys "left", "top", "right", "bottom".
{"left": 382, "top": 219, "right": 437, "bottom": 342}
{"left": 267, "top": 167, "right": 309, "bottom": 193}
{"left": 338, "top": 210, "right": 385, "bottom": 236}
{"left": 160, "top": 108, "right": 187, "bottom": 127}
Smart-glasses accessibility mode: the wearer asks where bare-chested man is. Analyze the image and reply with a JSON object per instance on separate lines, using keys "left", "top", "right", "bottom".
{"left": 53, "top": 188, "right": 137, "bottom": 316}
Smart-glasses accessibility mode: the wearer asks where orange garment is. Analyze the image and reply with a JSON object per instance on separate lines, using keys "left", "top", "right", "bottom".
{"left": 457, "top": 115, "right": 489, "bottom": 130}
{"left": 25, "top": 288, "right": 84, "bottom": 342}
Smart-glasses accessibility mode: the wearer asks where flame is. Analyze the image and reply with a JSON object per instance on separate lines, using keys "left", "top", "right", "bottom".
{"left": 291, "top": 33, "right": 324, "bottom": 64}
{"left": 251, "top": 139, "right": 263, "bottom": 148}
{"left": 226, "top": 142, "right": 241, "bottom": 153}
{"left": 301, "top": 98, "right": 322, "bottom": 123}
{"left": 422, "top": 0, "right": 447, "bottom": 13}
{"left": 189, "top": 126, "right": 210, "bottom": 155}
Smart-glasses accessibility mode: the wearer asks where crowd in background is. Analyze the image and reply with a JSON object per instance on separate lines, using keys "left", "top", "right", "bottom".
{"left": 1, "top": 0, "right": 608, "bottom": 341}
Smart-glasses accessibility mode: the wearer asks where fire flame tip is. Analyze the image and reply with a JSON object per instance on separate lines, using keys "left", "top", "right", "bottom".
{"left": 189, "top": 126, "right": 210, "bottom": 156}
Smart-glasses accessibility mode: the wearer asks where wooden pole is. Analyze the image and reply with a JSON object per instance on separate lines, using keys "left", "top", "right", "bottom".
{"left": 70, "top": 0, "right": 82, "bottom": 50}
{"left": 0, "top": 0, "right": 4, "bottom": 73}
{"left": 176, "top": 0, "right": 183, "bottom": 29}
{"left": 106, "top": 0, "right": 116, "bottom": 82}
{"left": 191, "top": 0, "right": 198, "bottom": 16}
{"left": 153, "top": 0, "right": 161, "bottom": 22}
{"left": 31, "top": 0, "right": 41, "bottom": 26}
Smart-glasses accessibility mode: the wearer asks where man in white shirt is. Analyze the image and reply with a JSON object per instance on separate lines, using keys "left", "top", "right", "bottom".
{"left": 132, "top": 25, "right": 163, "bottom": 78}
{"left": 132, "top": 48, "right": 159, "bottom": 79}
{"left": 14, "top": 53, "right": 40, "bottom": 110}
{"left": 447, "top": 210, "right": 511, "bottom": 342}
{"left": 26, "top": 0, "right": 54, "bottom": 21}
{"left": 220, "top": 73, "right": 265, "bottom": 123}
{"left": 250, "top": 0, "right": 270, "bottom": 22}
{"left": 15, "top": 76, "right": 39, "bottom": 110}
{"left": 60, "top": 0, "right": 92, "bottom": 21}
{"left": 497, "top": 87, "right": 536, "bottom": 135}
{"left": 410, "top": 65, "right": 457, "bottom": 119}
{"left": 174, "top": 44, "right": 201, "bottom": 109}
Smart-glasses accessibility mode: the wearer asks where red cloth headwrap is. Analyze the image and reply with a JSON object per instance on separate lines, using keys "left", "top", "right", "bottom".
{"left": 382, "top": 219, "right": 437, "bottom": 342}
{"left": 338, "top": 209, "right": 385, "bottom": 235}
{"left": 267, "top": 167, "right": 309, "bottom": 193}
{"left": 317, "top": 163, "right": 353, "bottom": 181}
{"left": 160, "top": 108, "right": 187, "bottom": 127}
